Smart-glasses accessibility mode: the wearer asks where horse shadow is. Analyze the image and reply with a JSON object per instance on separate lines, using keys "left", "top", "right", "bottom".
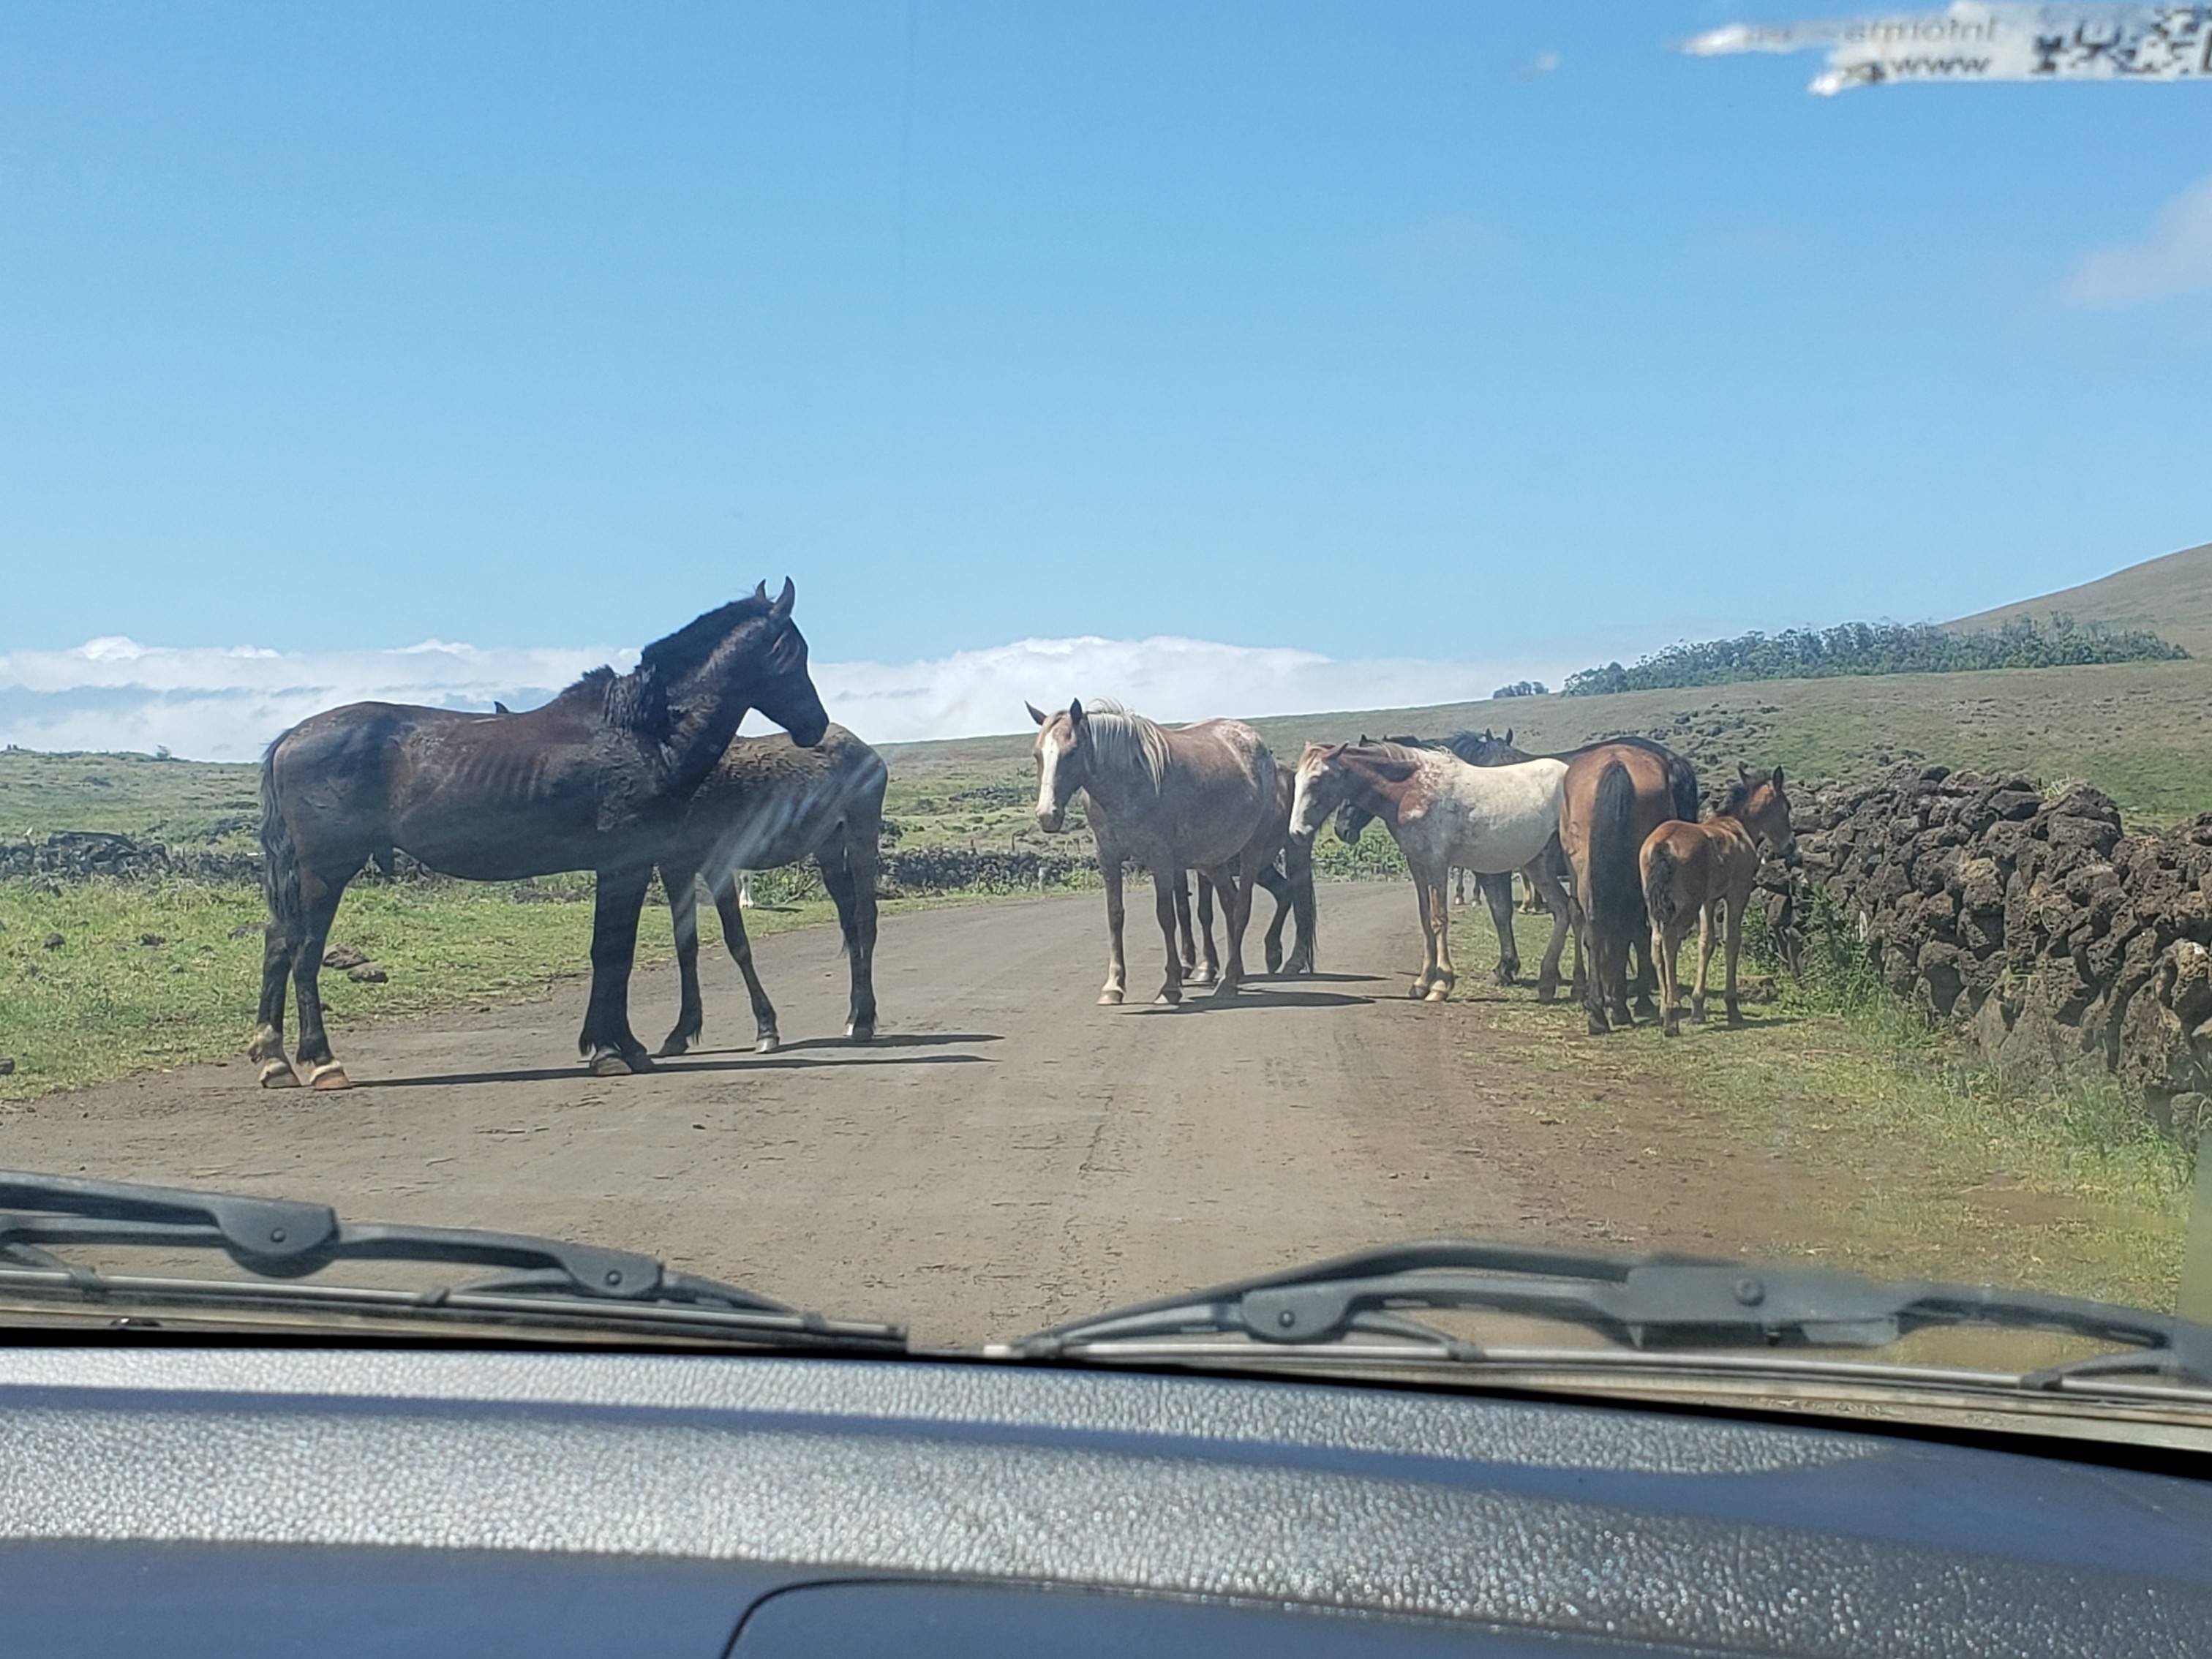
{"left": 1131, "top": 986, "right": 1374, "bottom": 1016}
{"left": 362, "top": 1047, "right": 993, "bottom": 1088}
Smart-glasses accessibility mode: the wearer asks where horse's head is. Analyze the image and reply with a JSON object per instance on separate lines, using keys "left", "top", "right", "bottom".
{"left": 1730, "top": 762, "right": 1797, "bottom": 859}
{"left": 1331, "top": 797, "right": 1374, "bottom": 846}
{"left": 1288, "top": 742, "right": 1350, "bottom": 841}
{"left": 1028, "top": 699, "right": 1093, "bottom": 832}
{"left": 737, "top": 579, "right": 829, "bottom": 748}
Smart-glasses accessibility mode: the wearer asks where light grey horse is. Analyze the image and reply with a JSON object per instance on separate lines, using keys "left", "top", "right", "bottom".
{"left": 1028, "top": 698, "right": 1279, "bottom": 1004}
{"left": 655, "top": 723, "right": 886, "bottom": 1056}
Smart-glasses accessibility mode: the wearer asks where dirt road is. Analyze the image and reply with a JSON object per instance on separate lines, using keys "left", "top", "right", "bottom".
{"left": 0, "top": 885, "right": 1576, "bottom": 1343}
{"left": 1, "top": 881, "right": 2170, "bottom": 1341}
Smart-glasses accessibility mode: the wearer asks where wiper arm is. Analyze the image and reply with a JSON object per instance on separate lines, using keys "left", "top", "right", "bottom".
{"left": 0, "top": 1169, "right": 905, "bottom": 1353}
{"left": 1002, "top": 1240, "right": 2212, "bottom": 1390}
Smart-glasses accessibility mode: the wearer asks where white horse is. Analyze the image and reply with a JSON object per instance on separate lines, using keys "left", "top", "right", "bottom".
{"left": 1290, "top": 740, "right": 1573, "bottom": 1003}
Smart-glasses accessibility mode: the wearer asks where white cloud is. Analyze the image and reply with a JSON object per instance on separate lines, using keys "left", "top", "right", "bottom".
{"left": 2058, "top": 175, "right": 2212, "bottom": 309}
{"left": 0, "top": 633, "right": 1570, "bottom": 761}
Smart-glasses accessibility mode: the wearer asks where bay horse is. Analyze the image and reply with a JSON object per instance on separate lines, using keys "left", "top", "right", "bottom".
{"left": 250, "top": 581, "right": 827, "bottom": 1088}
{"left": 655, "top": 723, "right": 887, "bottom": 1057}
{"left": 1173, "top": 768, "right": 1318, "bottom": 983}
{"left": 1028, "top": 699, "right": 1279, "bottom": 1004}
{"left": 1643, "top": 764, "right": 1795, "bottom": 1035}
{"left": 1559, "top": 736, "right": 1700, "bottom": 1035}
{"left": 1290, "top": 740, "right": 1571, "bottom": 1003}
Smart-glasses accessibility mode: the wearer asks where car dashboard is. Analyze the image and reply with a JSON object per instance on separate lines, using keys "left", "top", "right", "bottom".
{"left": 1, "top": 1344, "right": 2208, "bottom": 1656}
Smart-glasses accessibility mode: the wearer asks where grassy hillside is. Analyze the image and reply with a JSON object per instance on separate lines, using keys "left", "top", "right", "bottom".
{"left": 885, "top": 656, "right": 2212, "bottom": 842}
{"left": 1948, "top": 541, "right": 2212, "bottom": 655}
{"left": 9, "top": 655, "right": 2211, "bottom": 866}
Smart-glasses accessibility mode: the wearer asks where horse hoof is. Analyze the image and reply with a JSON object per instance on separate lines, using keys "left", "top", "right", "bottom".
{"left": 655, "top": 1037, "right": 692, "bottom": 1058}
{"left": 306, "top": 1062, "right": 351, "bottom": 1091}
{"left": 1097, "top": 989, "right": 1124, "bottom": 1007}
{"left": 588, "top": 1050, "right": 633, "bottom": 1077}
{"left": 1186, "top": 969, "right": 1215, "bottom": 988}
{"left": 1536, "top": 983, "right": 1558, "bottom": 1004}
{"left": 1209, "top": 978, "right": 1239, "bottom": 999}
{"left": 756, "top": 1033, "right": 783, "bottom": 1053}
{"left": 257, "top": 1060, "right": 301, "bottom": 1090}
{"left": 845, "top": 1023, "right": 873, "bottom": 1044}
{"left": 1155, "top": 985, "right": 1184, "bottom": 1007}
{"left": 1423, "top": 985, "right": 1451, "bottom": 1004}
{"left": 1264, "top": 948, "right": 1284, "bottom": 974}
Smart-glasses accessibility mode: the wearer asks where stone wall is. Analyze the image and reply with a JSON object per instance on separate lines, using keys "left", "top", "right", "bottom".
{"left": 1776, "top": 764, "right": 2212, "bottom": 1140}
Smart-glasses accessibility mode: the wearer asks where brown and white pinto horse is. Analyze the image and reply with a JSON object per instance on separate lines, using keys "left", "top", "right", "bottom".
{"left": 1290, "top": 740, "right": 1571, "bottom": 1003}
{"left": 1029, "top": 699, "right": 1279, "bottom": 1004}
{"left": 1558, "top": 737, "right": 1699, "bottom": 1035}
{"left": 1641, "top": 764, "right": 1795, "bottom": 1036}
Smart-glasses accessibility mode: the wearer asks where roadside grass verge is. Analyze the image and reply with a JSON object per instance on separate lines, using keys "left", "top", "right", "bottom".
{"left": 0, "top": 877, "right": 999, "bottom": 1105}
{"left": 1443, "top": 908, "right": 2189, "bottom": 1313}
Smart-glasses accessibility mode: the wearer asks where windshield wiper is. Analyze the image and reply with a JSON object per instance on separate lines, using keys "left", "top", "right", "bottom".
{"left": 0, "top": 1169, "right": 905, "bottom": 1353}
{"left": 998, "top": 1240, "right": 2212, "bottom": 1392}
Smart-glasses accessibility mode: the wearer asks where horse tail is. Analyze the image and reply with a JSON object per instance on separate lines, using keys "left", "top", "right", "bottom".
{"left": 1671, "top": 758, "right": 1699, "bottom": 824}
{"left": 258, "top": 736, "right": 302, "bottom": 933}
{"left": 1587, "top": 759, "right": 1643, "bottom": 946}
{"left": 1643, "top": 838, "right": 1681, "bottom": 932}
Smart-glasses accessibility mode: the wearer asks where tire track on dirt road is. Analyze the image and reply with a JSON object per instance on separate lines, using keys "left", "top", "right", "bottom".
{"left": 0, "top": 884, "right": 1535, "bottom": 1345}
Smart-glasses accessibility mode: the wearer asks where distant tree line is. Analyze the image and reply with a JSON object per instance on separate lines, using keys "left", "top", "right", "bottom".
{"left": 1561, "top": 616, "right": 2187, "bottom": 698}
{"left": 1491, "top": 680, "right": 1549, "bottom": 699}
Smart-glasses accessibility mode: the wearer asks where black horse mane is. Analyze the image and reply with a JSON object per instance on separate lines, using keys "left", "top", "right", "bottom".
{"left": 550, "top": 593, "right": 780, "bottom": 736}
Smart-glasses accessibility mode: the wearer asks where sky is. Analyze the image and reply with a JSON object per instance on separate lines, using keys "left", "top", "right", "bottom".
{"left": 3, "top": 2, "right": 2208, "bottom": 757}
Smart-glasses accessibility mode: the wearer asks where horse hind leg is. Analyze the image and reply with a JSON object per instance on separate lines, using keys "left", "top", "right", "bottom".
{"left": 819, "top": 832, "right": 878, "bottom": 1042}
{"left": 656, "top": 866, "right": 707, "bottom": 1057}
{"left": 1253, "top": 862, "right": 1291, "bottom": 974}
{"left": 249, "top": 922, "right": 301, "bottom": 1090}
{"left": 1186, "top": 876, "right": 1219, "bottom": 987}
{"left": 1151, "top": 871, "right": 1186, "bottom": 1005}
{"left": 715, "top": 873, "right": 782, "bottom": 1052}
{"left": 1480, "top": 872, "right": 1519, "bottom": 986}
{"left": 287, "top": 873, "right": 354, "bottom": 1091}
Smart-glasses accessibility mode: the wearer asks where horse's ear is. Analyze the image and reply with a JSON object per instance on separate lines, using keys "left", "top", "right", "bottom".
{"left": 1771, "top": 764, "right": 1784, "bottom": 790}
{"left": 1068, "top": 698, "right": 1087, "bottom": 727}
{"left": 770, "top": 578, "right": 795, "bottom": 621}
{"left": 1502, "top": 727, "right": 1513, "bottom": 746}
{"left": 1738, "top": 760, "right": 1750, "bottom": 780}
{"left": 1026, "top": 701, "right": 1049, "bottom": 726}
{"left": 753, "top": 580, "right": 770, "bottom": 602}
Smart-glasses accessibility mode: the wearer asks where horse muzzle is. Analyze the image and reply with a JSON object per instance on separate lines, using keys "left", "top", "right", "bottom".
{"left": 1036, "top": 808, "right": 1065, "bottom": 834}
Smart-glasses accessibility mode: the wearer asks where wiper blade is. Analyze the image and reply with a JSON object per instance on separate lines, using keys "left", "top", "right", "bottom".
{"left": 1001, "top": 1240, "right": 2212, "bottom": 1391}
{"left": 0, "top": 1169, "right": 905, "bottom": 1353}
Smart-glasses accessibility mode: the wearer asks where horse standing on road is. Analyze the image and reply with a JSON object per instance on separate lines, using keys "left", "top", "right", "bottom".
{"left": 1559, "top": 737, "right": 1700, "bottom": 1035}
{"left": 1291, "top": 740, "right": 1572, "bottom": 1003}
{"left": 1642, "top": 765, "right": 1795, "bottom": 1036}
{"left": 1173, "top": 769, "right": 1317, "bottom": 984}
{"left": 250, "top": 581, "right": 827, "bottom": 1088}
{"left": 1028, "top": 699, "right": 1279, "bottom": 1004}
{"left": 654, "top": 723, "right": 887, "bottom": 1057}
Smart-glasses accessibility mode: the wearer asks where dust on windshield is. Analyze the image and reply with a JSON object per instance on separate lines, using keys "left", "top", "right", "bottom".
{"left": 2, "top": 4, "right": 2210, "bottom": 1368}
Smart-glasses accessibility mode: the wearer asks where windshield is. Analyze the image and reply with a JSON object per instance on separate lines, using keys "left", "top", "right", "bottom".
{"left": 4, "top": 4, "right": 2211, "bottom": 1420}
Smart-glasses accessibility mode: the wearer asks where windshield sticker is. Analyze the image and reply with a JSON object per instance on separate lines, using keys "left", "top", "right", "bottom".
{"left": 1686, "top": 2, "right": 2212, "bottom": 93}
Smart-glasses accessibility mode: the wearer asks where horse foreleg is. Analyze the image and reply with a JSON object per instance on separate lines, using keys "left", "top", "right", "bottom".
{"left": 714, "top": 872, "right": 782, "bottom": 1052}
{"left": 287, "top": 873, "right": 353, "bottom": 1091}
{"left": 1654, "top": 915, "right": 1682, "bottom": 1037}
{"left": 1151, "top": 868, "right": 1186, "bottom": 1005}
{"left": 1099, "top": 858, "right": 1129, "bottom": 1004}
{"left": 656, "top": 865, "right": 708, "bottom": 1057}
{"left": 580, "top": 865, "right": 654, "bottom": 1075}
{"left": 1426, "top": 874, "right": 1457, "bottom": 1002}
{"left": 1410, "top": 871, "right": 1442, "bottom": 998}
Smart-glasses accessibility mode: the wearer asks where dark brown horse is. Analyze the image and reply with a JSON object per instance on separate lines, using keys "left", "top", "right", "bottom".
{"left": 655, "top": 723, "right": 886, "bottom": 1057}
{"left": 1559, "top": 737, "right": 1699, "bottom": 1034}
{"left": 1644, "top": 764, "right": 1794, "bottom": 1035}
{"left": 249, "top": 582, "right": 828, "bottom": 1088}
{"left": 1173, "top": 769, "right": 1318, "bottom": 982}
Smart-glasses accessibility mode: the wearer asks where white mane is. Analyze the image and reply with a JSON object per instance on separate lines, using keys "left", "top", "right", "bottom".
{"left": 1080, "top": 698, "right": 1171, "bottom": 790}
